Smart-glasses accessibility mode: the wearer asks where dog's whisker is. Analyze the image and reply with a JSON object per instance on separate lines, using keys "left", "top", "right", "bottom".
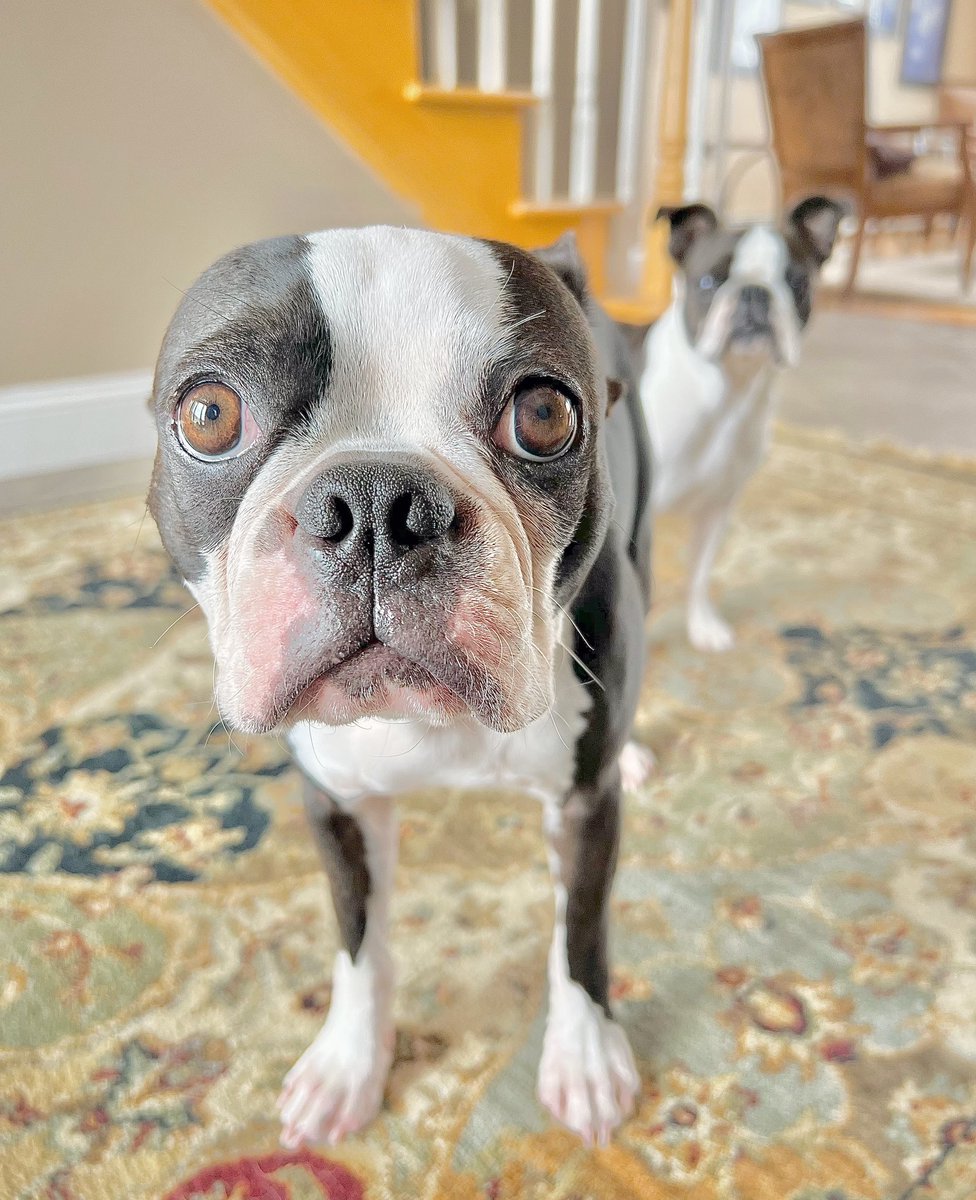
{"left": 152, "top": 603, "right": 201, "bottom": 647}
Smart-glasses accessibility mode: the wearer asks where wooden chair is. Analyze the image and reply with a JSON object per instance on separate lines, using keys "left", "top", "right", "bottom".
{"left": 757, "top": 19, "right": 975, "bottom": 293}
{"left": 939, "top": 85, "right": 976, "bottom": 173}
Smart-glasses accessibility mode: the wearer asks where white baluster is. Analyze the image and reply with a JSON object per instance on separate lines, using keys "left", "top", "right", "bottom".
{"left": 478, "top": 0, "right": 507, "bottom": 92}
{"left": 615, "top": 0, "right": 649, "bottom": 203}
{"left": 432, "top": 0, "right": 459, "bottom": 90}
{"left": 531, "top": 0, "right": 557, "bottom": 203}
{"left": 569, "top": 0, "right": 601, "bottom": 203}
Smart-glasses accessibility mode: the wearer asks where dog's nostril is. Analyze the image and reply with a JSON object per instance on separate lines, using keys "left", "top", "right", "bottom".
{"left": 317, "top": 494, "right": 355, "bottom": 543}
{"left": 388, "top": 494, "right": 420, "bottom": 547}
{"left": 389, "top": 488, "right": 455, "bottom": 547}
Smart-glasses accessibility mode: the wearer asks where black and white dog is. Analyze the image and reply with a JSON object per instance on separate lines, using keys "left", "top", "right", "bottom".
{"left": 149, "top": 228, "right": 654, "bottom": 1147}
{"left": 640, "top": 197, "right": 845, "bottom": 650}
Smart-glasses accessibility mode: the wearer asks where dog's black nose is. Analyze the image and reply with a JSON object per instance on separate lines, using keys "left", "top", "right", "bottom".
{"left": 295, "top": 459, "right": 456, "bottom": 558}
{"left": 739, "top": 285, "right": 771, "bottom": 322}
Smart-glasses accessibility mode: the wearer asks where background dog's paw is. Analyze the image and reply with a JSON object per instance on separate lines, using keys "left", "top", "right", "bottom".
{"left": 688, "top": 607, "right": 734, "bottom": 653}
{"left": 619, "top": 741, "right": 656, "bottom": 791}
{"left": 277, "top": 1020, "right": 394, "bottom": 1148}
{"left": 537, "top": 984, "right": 640, "bottom": 1145}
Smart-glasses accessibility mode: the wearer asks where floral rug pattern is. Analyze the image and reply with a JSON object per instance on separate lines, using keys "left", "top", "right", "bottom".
{"left": 1, "top": 426, "right": 976, "bottom": 1198}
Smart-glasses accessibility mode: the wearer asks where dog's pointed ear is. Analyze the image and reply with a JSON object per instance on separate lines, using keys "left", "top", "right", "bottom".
{"left": 606, "top": 377, "right": 625, "bottom": 415}
{"left": 788, "top": 195, "right": 849, "bottom": 265}
{"left": 533, "top": 231, "right": 588, "bottom": 305}
{"left": 656, "top": 203, "right": 719, "bottom": 266}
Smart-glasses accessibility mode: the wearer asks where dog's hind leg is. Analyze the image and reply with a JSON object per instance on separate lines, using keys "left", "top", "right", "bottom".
{"left": 687, "top": 504, "right": 734, "bottom": 652}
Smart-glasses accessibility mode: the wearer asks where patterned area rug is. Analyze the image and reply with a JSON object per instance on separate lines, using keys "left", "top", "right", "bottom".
{"left": 2, "top": 426, "right": 976, "bottom": 1199}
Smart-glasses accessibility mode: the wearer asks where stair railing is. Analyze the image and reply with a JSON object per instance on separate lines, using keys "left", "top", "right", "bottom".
{"left": 419, "top": 0, "right": 670, "bottom": 302}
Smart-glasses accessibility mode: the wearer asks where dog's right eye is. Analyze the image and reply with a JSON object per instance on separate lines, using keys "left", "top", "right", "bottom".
{"left": 699, "top": 274, "right": 716, "bottom": 292}
{"left": 176, "top": 382, "right": 260, "bottom": 461}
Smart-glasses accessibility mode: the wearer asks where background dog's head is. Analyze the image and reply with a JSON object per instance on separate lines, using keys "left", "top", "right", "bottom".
{"left": 658, "top": 195, "right": 847, "bottom": 366}
{"left": 148, "top": 228, "right": 613, "bottom": 736}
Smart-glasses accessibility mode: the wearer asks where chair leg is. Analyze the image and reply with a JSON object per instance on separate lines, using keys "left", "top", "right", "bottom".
{"left": 844, "top": 216, "right": 866, "bottom": 296}
{"left": 924, "top": 214, "right": 934, "bottom": 245}
{"left": 963, "top": 204, "right": 976, "bottom": 292}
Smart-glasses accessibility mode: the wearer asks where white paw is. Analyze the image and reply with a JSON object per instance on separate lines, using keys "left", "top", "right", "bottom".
{"left": 277, "top": 1017, "right": 394, "bottom": 1147}
{"left": 688, "top": 606, "right": 734, "bottom": 653}
{"left": 537, "top": 982, "right": 641, "bottom": 1145}
{"left": 277, "top": 950, "right": 394, "bottom": 1147}
{"left": 618, "top": 741, "right": 655, "bottom": 791}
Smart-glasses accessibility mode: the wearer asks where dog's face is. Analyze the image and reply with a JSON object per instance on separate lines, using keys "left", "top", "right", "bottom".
{"left": 149, "top": 228, "right": 612, "bottom": 735}
{"left": 659, "top": 196, "right": 846, "bottom": 367}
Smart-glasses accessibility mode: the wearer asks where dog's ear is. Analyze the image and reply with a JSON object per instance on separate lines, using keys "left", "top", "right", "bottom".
{"left": 606, "top": 377, "right": 625, "bottom": 415}
{"left": 533, "top": 231, "right": 588, "bottom": 306}
{"left": 656, "top": 203, "right": 719, "bottom": 266}
{"left": 788, "top": 195, "right": 848, "bottom": 265}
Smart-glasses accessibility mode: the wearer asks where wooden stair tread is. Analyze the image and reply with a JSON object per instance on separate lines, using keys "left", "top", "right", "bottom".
{"left": 509, "top": 198, "right": 625, "bottom": 219}
{"left": 404, "top": 83, "right": 538, "bottom": 109}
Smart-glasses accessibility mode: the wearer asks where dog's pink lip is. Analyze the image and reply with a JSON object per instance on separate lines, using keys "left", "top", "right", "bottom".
{"left": 258, "top": 639, "right": 459, "bottom": 731}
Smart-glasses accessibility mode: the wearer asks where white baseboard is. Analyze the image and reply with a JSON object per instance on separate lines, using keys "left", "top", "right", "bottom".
{"left": 0, "top": 369, "right": 156, "bottom": 482}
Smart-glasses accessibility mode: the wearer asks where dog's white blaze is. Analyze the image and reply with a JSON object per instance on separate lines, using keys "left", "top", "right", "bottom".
{"left": 303, "top": 227, "right": 511, "bottom": 447}
{"left": 731, "top": 224, "right": 786, "bottom": 281}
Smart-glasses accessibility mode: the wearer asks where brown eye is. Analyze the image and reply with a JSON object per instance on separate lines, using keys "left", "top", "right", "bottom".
{"left": 176, "top": 382, "right": 256, "bottom": 460}
{"left": 494, "top": 384, "right": 578, "bottom": 461}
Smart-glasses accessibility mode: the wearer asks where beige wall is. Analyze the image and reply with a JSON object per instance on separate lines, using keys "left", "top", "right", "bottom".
{"left": 0, "top": 0, "right": 415, "bottom": 387}
{"left": 945, "top": 4, "right": 976, "bottom": 86}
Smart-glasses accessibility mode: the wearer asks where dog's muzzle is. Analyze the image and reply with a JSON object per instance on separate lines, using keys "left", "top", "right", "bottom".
{"left": 729, "top": 285, "right": 775, "bottom": 344}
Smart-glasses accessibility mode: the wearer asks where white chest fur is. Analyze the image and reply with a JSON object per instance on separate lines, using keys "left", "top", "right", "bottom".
{"left": 288, "top": 644, "right": 591, "bottom": 807}
{"left": 641, "top": 304, "right": 776, "bottom": 515}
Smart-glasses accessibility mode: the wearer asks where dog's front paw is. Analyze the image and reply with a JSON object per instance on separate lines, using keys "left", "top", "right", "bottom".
{"left": 688, "top": 606, "right": 734, "bottom": 653}
{"left": 277, "top": 1014, "right": 395, "bottom": 1147}
{"left": 537, "top": 983, "right": 640, "bottom": 1145}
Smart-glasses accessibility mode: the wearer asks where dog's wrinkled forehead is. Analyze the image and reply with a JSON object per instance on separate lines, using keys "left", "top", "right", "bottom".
{"left": 683, "top": 226, "right": 790, "bottom": 292}
{"left": 297, "top": 227, "right": 597, "bottom": 443}
{"left": 153, "top": 226, "right": 596, "bottom": 427}
{"left": 149, "top": 227, "right": 600, "bottom": 580}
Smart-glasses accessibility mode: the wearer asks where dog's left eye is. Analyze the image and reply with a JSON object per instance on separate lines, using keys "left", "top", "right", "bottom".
{"left": 493, "top": 384, "right": 578, "bottom": 462}
{"left": 176, "top": 382, "right": 260, "bottom": 461}
{"left": 699, "top": 274, "right": 716, "bottom": 292}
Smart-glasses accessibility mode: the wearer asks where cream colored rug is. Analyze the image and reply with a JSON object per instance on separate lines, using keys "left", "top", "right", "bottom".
{"left": 2, "top": 426, "right": 976, "bottom": 1198}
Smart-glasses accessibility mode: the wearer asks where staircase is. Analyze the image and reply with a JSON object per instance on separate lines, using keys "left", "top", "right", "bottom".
{"left": 203, "top": 0, "right": 693, "bottom": 323}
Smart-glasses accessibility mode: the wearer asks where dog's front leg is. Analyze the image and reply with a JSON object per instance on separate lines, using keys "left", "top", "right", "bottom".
{"left": 538, "top": 776, "right": 640, "bottom": 1145}
{"left": 687, "top": 503, "right": 734, "bottom": 651}
{"left": 278, "top": 783, "right": 397, "bottom": 1147}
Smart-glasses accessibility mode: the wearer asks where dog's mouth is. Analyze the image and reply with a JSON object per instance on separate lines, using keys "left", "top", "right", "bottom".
{"left": 723, "top": 323, "right": 782, "bottom": 366}
{"left": 727, "top": 320, "right": 775, "bottom": 347}
{"left": 319, "top": 639, "right": 442, "bottom": 699}
{"left": 260, "top": 638, "right": 468, "bottom": 731}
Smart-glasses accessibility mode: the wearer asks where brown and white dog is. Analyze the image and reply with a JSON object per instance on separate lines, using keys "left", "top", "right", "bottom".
{"left": 149, "top": 228, "right": 654, "bottom": 1147}
{"left": 639, "top": 196, "right": 845, "bottom": 650}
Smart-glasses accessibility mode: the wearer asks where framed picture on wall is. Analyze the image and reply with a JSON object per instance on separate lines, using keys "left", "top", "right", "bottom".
{"left": 869, "top": 0, "right": 902, "bottom": 35}
{"left": 901, "top": 0, "right": 952, "bottom": 85}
